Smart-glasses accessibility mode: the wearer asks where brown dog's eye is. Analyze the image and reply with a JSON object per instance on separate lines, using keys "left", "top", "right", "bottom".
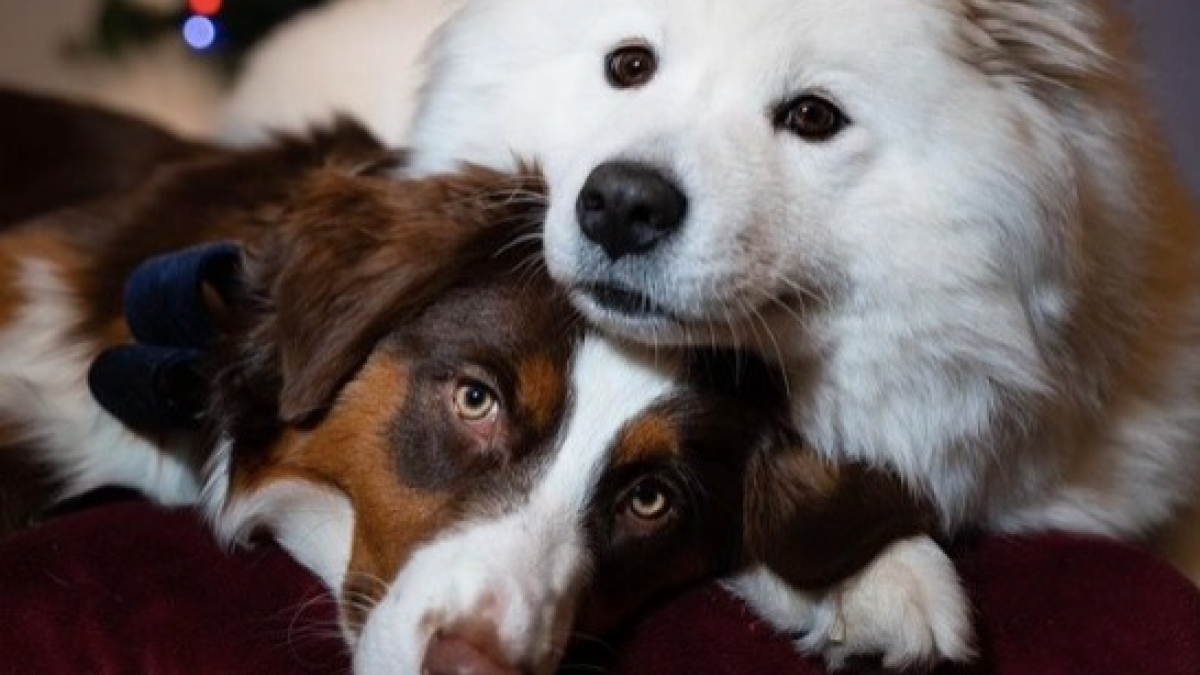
{"left": 453, "top": 380, "right": 498, "bottom": 420}
{"left": 774, "top": 95, "right": 848, "bottom": 141}
{"left": 626, "top": 477, "right": 672, "bottom": 521}
{"left": 452, "top": 379, "right": 501, "bottom": 439}
{"left": 606, "top": 44, "right": 657, "bottom": 89}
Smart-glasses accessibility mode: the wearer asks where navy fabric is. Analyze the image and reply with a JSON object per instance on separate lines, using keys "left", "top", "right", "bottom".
{"left": 122, "top": 242, "right": 242, "bottom": 348}
{"left": 88, "top": 242, "right": 242, "bottom": 431}
{"left": 88, "top": 344, "right": 205, "bottom": 430}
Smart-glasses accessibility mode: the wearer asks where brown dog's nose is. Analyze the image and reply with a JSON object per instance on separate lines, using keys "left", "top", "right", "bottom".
{"left": 576, "top": 160, "right": 688, "bottom": 261}
{"left": 422, "top": 631, "right": 520, "bottom": 675}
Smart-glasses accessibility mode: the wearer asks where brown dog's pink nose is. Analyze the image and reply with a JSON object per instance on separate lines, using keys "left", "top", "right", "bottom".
{"left": 422, "top": 631, "right": 520, "bottom": 675}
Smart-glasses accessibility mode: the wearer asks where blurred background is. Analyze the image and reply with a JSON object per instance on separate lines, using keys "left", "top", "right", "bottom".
{"left": 0, "top": 0, "right": 1196, "bottom": 196}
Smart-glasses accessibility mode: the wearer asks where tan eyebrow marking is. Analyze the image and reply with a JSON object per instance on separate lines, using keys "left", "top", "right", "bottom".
{"left": 516, "top": 354, "right": 566, "bottom": 433}
{"left": 613, "top": 413, "right": 681, "bottom": 467}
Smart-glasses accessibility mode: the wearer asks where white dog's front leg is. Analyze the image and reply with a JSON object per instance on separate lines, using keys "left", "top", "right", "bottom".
{"left": 726, "top": 535, "right": 974, "bottom": 671}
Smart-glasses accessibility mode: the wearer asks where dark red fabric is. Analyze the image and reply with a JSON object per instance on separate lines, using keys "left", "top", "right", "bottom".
{"left": 2, "top": 501, "right": 1198, "bottom": 675}
{"left": 617, "top": 535, "right": 1200, "bottom": 675}
{"left": 0, "top": 501, "right": 346, "bottom": 675}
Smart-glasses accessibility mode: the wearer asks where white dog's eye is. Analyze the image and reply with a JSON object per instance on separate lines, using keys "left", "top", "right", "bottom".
{"left": 606, "top": 43, "right": 657, "bottom": 88}
{"left": 774, "top": 95, "right": 848, "bottom": 141}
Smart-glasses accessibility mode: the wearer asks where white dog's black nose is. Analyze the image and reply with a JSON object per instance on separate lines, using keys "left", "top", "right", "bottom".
{"left": 576, "top": 161, "right": 687, "bottom": 260}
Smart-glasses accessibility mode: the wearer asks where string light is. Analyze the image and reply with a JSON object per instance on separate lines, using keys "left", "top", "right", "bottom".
{"left": 182, "top": 15, "right": 217, "bottom": 50}
{"left": 188, "top": 0, "right": 222, "bottom": 16}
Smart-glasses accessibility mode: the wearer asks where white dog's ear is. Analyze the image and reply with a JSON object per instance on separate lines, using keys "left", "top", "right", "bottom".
{"left": 961, "top": 0, "right": 1123, "bottom": 88}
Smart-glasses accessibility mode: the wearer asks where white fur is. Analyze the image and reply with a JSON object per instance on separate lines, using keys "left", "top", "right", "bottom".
{"left": 222, "top": 0, "right": 1200, "bottom": 664}
{"left": 202, "top": 437, "right": 356, "bottom": 595}
{"left": 354, "top": 335, "right": 675, "bottom": 674}
{"left": 0, "top": 259, "right": 198, "bottom": 504}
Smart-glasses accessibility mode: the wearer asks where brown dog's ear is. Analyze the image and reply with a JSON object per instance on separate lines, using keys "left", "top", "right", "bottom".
{"left": 248, "top": 164, "right": 545, "bottom": 424}
{"left": 743, "top": 436, "right": 938, "bottom": 590}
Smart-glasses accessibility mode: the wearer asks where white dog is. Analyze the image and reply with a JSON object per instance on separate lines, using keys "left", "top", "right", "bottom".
{"left": 222, "top": 0, "right": 1200, "bottom": 669}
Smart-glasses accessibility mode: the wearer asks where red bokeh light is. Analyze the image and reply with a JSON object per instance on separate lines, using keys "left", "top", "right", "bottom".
{"left": 188, "top": 0, "right": 222, "bottom": 16}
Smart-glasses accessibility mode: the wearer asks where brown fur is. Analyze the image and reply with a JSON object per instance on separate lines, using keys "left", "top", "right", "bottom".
{"left": 0, "top": 89, "right": 213, "bottom": 228}
{"left": 0, "top": 231, "right": 80, "bottom": 332}
{"left": 613, "top": 414, "right": 682, "bottom": 466}
{"left": 744, "top": 443, "right": 937, "bottom": 589}
{"left": 515, "top": 355, "right": 567, "bottom": 433}
{"left": 0, "top": 247, "right": 19, "bottom": 330}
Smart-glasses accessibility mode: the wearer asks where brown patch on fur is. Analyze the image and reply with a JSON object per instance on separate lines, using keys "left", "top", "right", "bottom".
{"left": 240, "top": 352, "right": 457, "bottom": 631}
{"left": 0, "top": 229, "right": 87, "bottom": 334}
{"left": 515, "top": 355, "right": 565, "bottom": 433}
{"left": 0, "top": 223, "right": 139, "bottom": 357}
{"left": 613, "top": 414, "right": 681, "bottom": 466}
{"left": 0, "top": 248, "right": 19, "bottom": 330}
{"left": 744, "top": 442, "right": 937, "bottom": 590}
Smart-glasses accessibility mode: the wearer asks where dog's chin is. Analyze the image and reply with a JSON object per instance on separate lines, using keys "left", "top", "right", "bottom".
{"left": 570, "top": 283, "right": 742, "bottom": 347}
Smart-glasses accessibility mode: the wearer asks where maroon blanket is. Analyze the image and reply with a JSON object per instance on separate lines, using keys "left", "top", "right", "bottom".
{"left": 3, "top": 500, "right": 1198, "bottom": 675}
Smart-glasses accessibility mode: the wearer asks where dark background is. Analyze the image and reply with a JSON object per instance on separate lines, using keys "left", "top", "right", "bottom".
{"left": 1124, "top": 0, "right": 1199, "bottom": 197}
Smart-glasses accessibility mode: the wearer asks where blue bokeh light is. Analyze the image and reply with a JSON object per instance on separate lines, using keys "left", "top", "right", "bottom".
{"left": 182, "top": 16, "right": 217, "bottom": 51}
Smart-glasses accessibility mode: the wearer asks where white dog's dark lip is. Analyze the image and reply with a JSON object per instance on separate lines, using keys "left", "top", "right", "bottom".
{"left": 578, "top": 282, "right": 675, "bottom": 320}
{"left": 572, "top": 285, "right": 783, "bottom": 348}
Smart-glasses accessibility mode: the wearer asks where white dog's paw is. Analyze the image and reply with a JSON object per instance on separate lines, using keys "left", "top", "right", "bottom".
{"left": 819, "top": 536, "right": 974, "bottom": 670}
{"left": 728, "top": 536, "right": 974, "bottom": 672}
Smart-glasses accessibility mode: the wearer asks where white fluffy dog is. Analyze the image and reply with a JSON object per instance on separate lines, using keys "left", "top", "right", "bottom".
{"left": 222, "top": 0, "right": 1200, "bottom": 668}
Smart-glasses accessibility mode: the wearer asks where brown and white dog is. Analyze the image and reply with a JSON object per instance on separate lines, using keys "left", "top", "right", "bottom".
{"left": 0, "top": 93, "right": 941, "bottom": 675}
